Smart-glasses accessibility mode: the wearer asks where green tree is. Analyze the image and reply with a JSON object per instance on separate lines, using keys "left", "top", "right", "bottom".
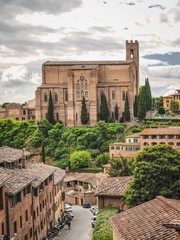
{"left": 41, "top": 141, "right": 46, "bottom": 163}
{"left": 120, "top": 112, "right": 125, "bottom": 123}
{"left": 69, "top": 150, "right": 92, "bottom": 169}
{"left": 170, "top": 100, "right": 179, "bottom": 112}
{"left": 124, "top": 92, "right": 130, "bottom": 121}
{"left": 47, "top": 90, "right": 54, "bottom": 124}
{"left": 108, "top": 157, "right": 133, "bottom": 177}
{"left": 133, "top": 95, "right": 138, "bottom": 118}
{"left": 124, "top": 144, "right": 180, "bottom": 207}
{"left": 81, "top": 96, "right": 88, "bottom": 124}
{"left": 115, "top": 104, "right": 119, "bottom": 121}
{"left": 152, "top": 96, "right": 163, "bottom": 110}
{"left": 99, "top": 92, "right": 109, "bottom": 122}
{"left": 145, "top": 78, "right": 152, "bottom": 111}
{"left": 95, "top": 153, "right": 109, "bottom": 167}
{"left": 158, "top": 107, "right": 165, "bottom": 115}
{"left": 137, "top": 86, "right": 147, "bottom": 121}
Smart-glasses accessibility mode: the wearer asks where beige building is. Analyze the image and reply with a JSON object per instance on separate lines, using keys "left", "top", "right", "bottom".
{"left": 0, "top": 99, "right": 35, "bottom": 121}
{"left": 0, "top": 146, "right": 65, "bottom": 240}
{"left": 163, "top": 89, "right": 180, "bottom": 111}
{"left": 109, "top": 127, "right": 180, "bottom": 159}
{"left": 35, "top": 40, "right": 139, "bottom": 126}
{"left": 109, "top": 196, "right": 180, "bottom": 240}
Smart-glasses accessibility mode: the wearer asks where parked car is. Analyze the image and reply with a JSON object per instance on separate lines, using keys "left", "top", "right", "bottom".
{"left": 90, "top": 205, "right": 98, "bottom": 215}
{"left": 83, "top": 203, "right": 91, "bottom": 208}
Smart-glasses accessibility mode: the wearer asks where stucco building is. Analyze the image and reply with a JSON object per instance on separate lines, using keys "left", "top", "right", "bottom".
{"left": 35, "top": 40, "right": 139, "bottom": 126}
{"left": 163, "top": 89, "right": 180, "bottom": 111}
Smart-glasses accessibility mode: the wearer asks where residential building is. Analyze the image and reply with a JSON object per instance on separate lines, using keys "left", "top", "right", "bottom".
{"left": 109, "top": 133, "right": 140, "bottom": 158}
{"left": 35, "top": 40, "right": 139, "bottom": 126}
{"left": 163, "top": 89, "right": 180, "bottom": 111}
{"left": 0, "top": 146, "right": 65, "bottom": 240}
{"left": 0, "top": 170, "right": 9, "bottom": 237}
{"left": 64, "top": 172, "right": 107, "bottom": 206}
{"left": 0, "top": 99, "right": 35, "bottom": 121}
{"left": 95, "top": 176, "right": 132, "bottom": 210}
{"left": 109, "top": 127, "right": 180, "bottom": 158}
{"left": 109, "top": 196, "right": 180, "bottom": 240}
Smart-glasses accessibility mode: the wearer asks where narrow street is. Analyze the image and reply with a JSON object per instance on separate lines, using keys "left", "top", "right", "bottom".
{"left": 54, "top": 205, "right": 93, "bottom": 240}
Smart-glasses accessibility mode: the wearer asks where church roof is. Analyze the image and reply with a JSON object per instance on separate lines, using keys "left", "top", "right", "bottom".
{"left": 43, "top": 60, "right": 133, "bottom": 66}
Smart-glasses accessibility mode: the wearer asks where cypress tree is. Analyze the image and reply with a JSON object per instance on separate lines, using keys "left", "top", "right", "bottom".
{"left": 115, "top": 104, "right": 119, "bottom": 121}
{"left": 120, "top": 112, "right": 125, "bottom": 123}
{"left": 81, "top": 96, "right": 88, "bottom": 124}
{"left": 124, "top": 92, "right": 130, "bottom": 121}
{"left": 133, "top": 95, "right": 138, "bottom": 118}
{"left": 41, "top": 141, "right": 46, "bottom": 163}
{"left": 99, "top": 92, "right": 109, "bottom": 122}
{"left": 137, "top": 86, "right": 147, "bottom": 121}
{"left": 47, "top": 90, "right": 54, "bottom": 124}
{"left": 145, "top": 78, "right": 152, "bottom": 111}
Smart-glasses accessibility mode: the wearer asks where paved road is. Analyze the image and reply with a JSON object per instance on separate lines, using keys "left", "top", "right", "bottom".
{"left": 54, "top": 205, "right": 93, "bottom": 240}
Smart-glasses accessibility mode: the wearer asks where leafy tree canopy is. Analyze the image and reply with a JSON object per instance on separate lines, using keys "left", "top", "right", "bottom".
{"left": 124, "top": 144, "right": 180, "bottom": 207}
{"left": 69, "top": 150, "right": 92, "bottom": 169}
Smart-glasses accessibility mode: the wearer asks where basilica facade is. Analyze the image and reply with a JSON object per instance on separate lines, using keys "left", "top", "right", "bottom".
{"left": 35, "top": 40, "right": 139, "bottom": 126}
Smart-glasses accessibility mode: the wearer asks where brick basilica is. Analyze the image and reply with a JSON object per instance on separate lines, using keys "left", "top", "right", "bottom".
{"left": 35, "top": 40, "right": 139, "bottom": 126}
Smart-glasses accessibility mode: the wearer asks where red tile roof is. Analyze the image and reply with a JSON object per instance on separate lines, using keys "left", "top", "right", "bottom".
{"left": 109, "top": 196, "right": 180, "bottom": 240}
{"left": 140, "top": 127, "right": 180, "bottom": 135}
{"left": 96, "top": 176, "right": 132, "bottom": 196}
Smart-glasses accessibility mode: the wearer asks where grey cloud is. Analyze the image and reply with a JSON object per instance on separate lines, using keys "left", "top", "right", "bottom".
{"left": 0, "top": 0, "right": 83, "bottom": 18}
{"left": 143, "top": 52, "right": 180, "bottom": 66}
{"left": 159, "top": 13, "right": 169, "bottom": 23}
{"left": 89, "top": 26, "right": 114, "bottom": 33}
{"left": 126, "top": 2, "right": 136, "bottom": 6}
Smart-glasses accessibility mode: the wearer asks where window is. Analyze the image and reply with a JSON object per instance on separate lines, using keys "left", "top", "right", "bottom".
{"left": 81, "top": 83, "right": 84, "bottom": 89}
{"left": 23, "top": 110, "right": 26, "bottom": 115}
{"left": 11, "top": 192, "right": 21, "bottom": 207}
{"left": 177, "top": 142, "right": 180, "bottom": 146}
{"left": 55, "top": 92, "right": 58, "bottom": 102}
{"left": 33, "top": 210, "right": 36, "bottom": 220}
{"left": 134, "top": 138, "right": 138, "bottom": 142}
{"left": 65, "top": 90, "right": 68, "bottom": 101}
{"left": 33, "top": 188, "right": 38, "bottom": 197}
{"left": 116, "top": 146, "right": 120, "bottom": 150}
{"left": 25, "top": 210, "right": 28, "bottom": 221}
{"left": 0, "top": 187, "right": 3, "bottom": 210}
{"left": 85, "top": 91, "right": 88, "bottom": 98}
{"left": 130, "top": 49, "right": 134, "bottom": 58}
{"left": 2, "top": 222, "right": 4, "bottom": 235}
{"left": 77, "top": 91, "right": 80, "bottom": 98}
{"left": 112, "top": 90, "right": 115, "bottom": 100}
{"left": 76, "top": 113, "right": 78, "bottom": 121}
{"left": 56, "top": 113, "right": 59, "bottom": 121}
{"left": 23, "top": 185, "right": 30, "bottom": 197}
{"left": 85, "top": 81, "right": 88, "bottom": 90}
{"left": 44, "top": 93, "right": 48, "bottom": 102}
{"left": 122, "top": 90, "right": 126, "bottom": 101}
{"left": 128, "top": 139, "right": 131, "bottom": 143}
{"left": 111, "top": 146, "right": 114, "bottom": 150}
{"left": 24, "top": 235, "right": 28, "bottom": 240}
{"left": 20, "top": 215, "right": 22, "bottom": 228}
{"left": 14, "top": 221, "right": 17, "bottom": 233}
{"left": 30, "top": 228, "right": 32, "bottom": 238}
{"left": 81, "top": 91, "right": 84, "bottom": 97}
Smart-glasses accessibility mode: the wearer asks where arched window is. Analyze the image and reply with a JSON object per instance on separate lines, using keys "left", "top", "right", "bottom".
{"left": 81, "top": 83, "right": 84, "bottom": 89}
{"left": 65, "top": 90, "right": 68, "bottom": 101}
{"left": 168, "top": 142, "right": 174, "bottom": 146}
{"left": 85, "top": 91, "right": 88, "bottom": 98}
{"left": 81, "top": 91, "right": 84, "bottom": 97}
{"left": 55, "top": 92, "right": 58, "bottom": 102}
{"left": 160, "top": 142, "right": 165, "bottom": 145}
{"left": 143, "top": 142, "right": 149, "bottom": 146}
{"left": 112, "top": 90, "right": 115, "bottom": 100}
{"left": 130, "top": 49, "right": 134, "bottom": 59}
{"left": 100, "top": 90, "right": 104, "bottom": 95}
{"left": 77, "top": 91, "right": 80, "bottom": 98}
{"left": 77, "top": 80, "right": 80, "bottom": 90}
{"left": 151, "top": 142, "right": 157, "bottom": 146}
{"left": 85, "top": 80, "right": 88, "bottom": 90}
{"left": 44, "top": 93, "right": 48, "bottom": 102}
{"left": 122, "top": 90, "right": 126, "bottom": 101}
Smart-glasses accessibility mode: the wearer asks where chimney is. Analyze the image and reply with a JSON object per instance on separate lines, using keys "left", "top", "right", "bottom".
{"left": 22, "top": 148, "right": 26, "bottom": 168}
{"left": 164, "top": 220, "right": 180, "bottom": 240}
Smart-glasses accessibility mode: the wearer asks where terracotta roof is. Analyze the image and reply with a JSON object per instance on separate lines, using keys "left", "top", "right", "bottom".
{"left": 96, "top": 176, "right": 132, "bottom": 196}
{"left": 4, "top": 168, "right": 35, "bottom": 195}
{"left": 64, "top": 172, "right": 107, "bottom": 189}
{"left": 109, "top": 196, "right": 180, "bottom": 240}
{"left": 126, "top": 133, "right": 140, "bottom": 138}
{"left": 0, "top": 146, "right": 31, "bottom": 163}
{"left": 0, "top": 168, "right": 10, "bottom": 186}
{"left": 45, "top": 165, "right": 65, "bottom": 185}
{"left": 140, "top": 127, "right": 180, "bottom": 135}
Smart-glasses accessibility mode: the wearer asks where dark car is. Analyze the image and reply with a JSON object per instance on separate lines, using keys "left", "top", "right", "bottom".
{"left": 83, "top": 203, "right": 91, "bottom": 208}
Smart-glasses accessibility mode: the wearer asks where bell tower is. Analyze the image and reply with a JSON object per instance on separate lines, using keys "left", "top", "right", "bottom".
{"left": 126, "top": 40, "right": 139, "bottom": 95}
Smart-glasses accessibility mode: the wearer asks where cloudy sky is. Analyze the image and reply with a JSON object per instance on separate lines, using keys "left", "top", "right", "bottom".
{"left": 0, "top": 0, "right": 180, "bottom": 103}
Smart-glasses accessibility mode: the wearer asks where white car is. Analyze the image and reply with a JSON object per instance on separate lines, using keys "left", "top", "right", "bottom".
{"left": 65, "top": 204, "right": 72, "bottom": 212}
